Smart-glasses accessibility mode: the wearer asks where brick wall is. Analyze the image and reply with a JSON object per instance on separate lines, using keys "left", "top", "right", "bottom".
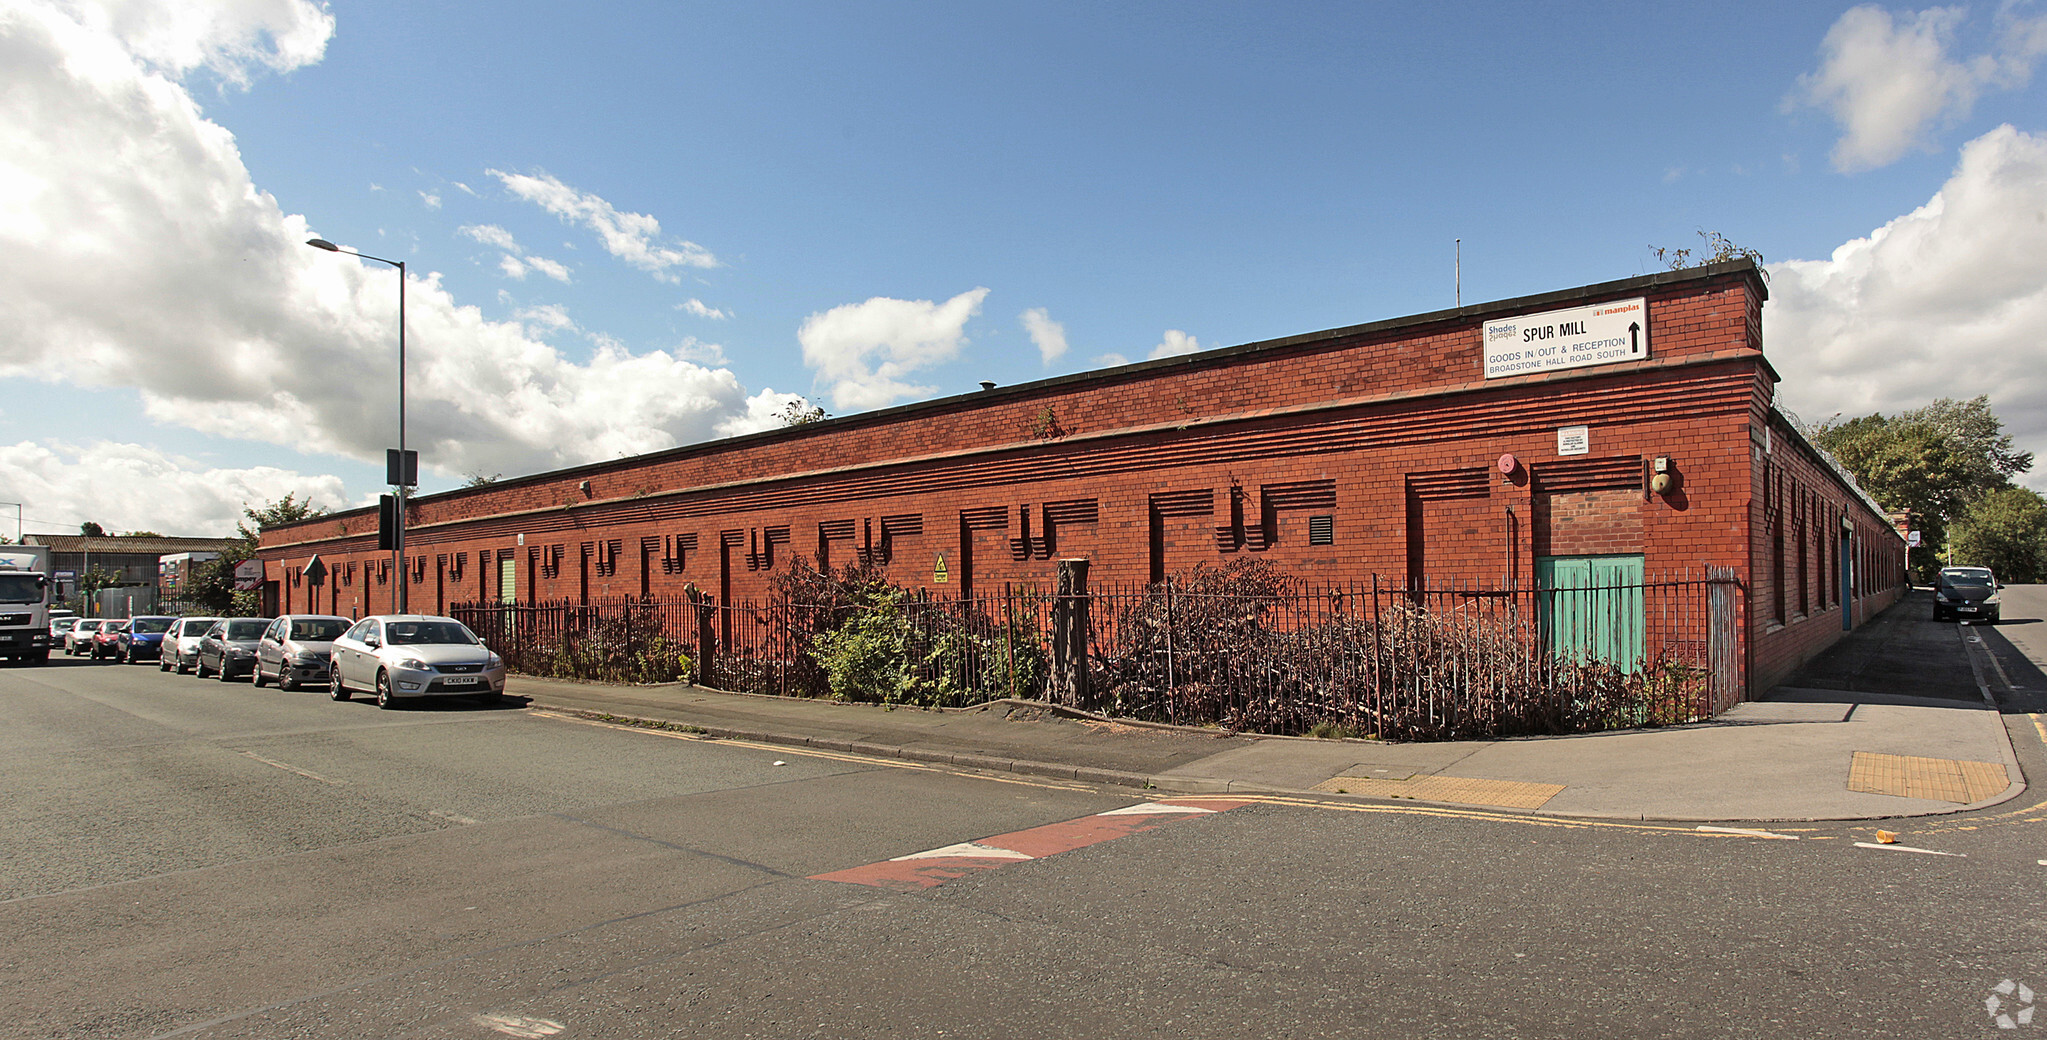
{"left": 258, "top": 260, "right": 1906, "bottom": 699}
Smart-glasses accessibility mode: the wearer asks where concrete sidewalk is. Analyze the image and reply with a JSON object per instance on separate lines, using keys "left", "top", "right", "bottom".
{"left": 508, "top": 591, "right": 2026, "bottom": 823}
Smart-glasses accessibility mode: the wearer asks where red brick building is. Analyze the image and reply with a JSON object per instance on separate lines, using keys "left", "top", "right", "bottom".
{"left": 256, "top": 259, "right": 1905, "bottom": 698}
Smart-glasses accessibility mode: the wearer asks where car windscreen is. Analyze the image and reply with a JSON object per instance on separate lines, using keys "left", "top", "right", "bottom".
{"left": 224, "top": 620, "right": 268, "bottom": 640}
{"left": 290, "top": 619, "right": 348, "bottom": 641}
{"left": 0, "top": 573, "right": 43, "bottom": 604}
{"left": 129, "top": 618, "right": 173, "bottom": 634}
{"left": 384, "top": 621, "right": 479, "bottom": 646}
{"left": 180, "top": 619, "right": 214, "bottom": 635}
{"left": 1942, "top": 571, "right": 1994, "bottom": 587}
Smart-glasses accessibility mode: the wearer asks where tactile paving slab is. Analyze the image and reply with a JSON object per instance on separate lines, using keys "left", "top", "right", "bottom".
{"left": 1847, "top": 751, "right": 2007, "bottom": 804}
{"left": 1312, "top": 774, "right": 1565, "bottom": 809}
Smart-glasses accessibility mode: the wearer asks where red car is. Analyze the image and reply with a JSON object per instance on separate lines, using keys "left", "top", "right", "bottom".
{"left": 90, "top": 619, "right": 128, "bottom": 661}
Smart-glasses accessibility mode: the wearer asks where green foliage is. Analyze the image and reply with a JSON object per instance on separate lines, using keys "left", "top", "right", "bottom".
{"left": 79, "top": 565, "right": 121, "bottom": 598}
{"left": 190, "top": 494, "right": 330, "bottom": 614}
{"left": 79, "top": 521, "right": 104, "bottom": 537}
{"left": 463, "top": 472, "right": 503, "bottom": 487}
{"left": 776, "top": 399, "right": 829, "bottom": 426}
{"left": 813, "top": 590, "right": 914, "bottom": 702}
{"left": 1813, "top": 395, "right": 2032, "bottom": 581}
{"left": 750, "top": 557, "right": 1045, "bottom": 706}
{"left": 1949, "top": 487, "right": 2047, "bottom": 583}
{"left": 1648, "top": 230, "right": 1768, "bottom": 281}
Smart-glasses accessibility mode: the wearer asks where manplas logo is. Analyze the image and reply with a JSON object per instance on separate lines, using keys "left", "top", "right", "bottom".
{"left": 1484, "top": 323, "right": 1517, "bottom": 343}
{"left": 1987, "top": 980, "right": 2036, "bottom": 1029}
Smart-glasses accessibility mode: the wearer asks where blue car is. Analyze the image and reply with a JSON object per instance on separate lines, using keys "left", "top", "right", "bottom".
{"left": 115, "top": 615, "right": 179, "bottom": 664}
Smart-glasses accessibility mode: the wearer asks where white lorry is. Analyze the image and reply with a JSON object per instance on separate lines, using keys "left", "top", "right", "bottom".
{"left": 0, "top": 546, "right": 56, "bottom": 664}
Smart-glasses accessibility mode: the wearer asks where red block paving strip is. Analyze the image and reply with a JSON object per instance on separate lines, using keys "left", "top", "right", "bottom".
{"left": 809, "top": 799, "right": 1249, "bottom": 893}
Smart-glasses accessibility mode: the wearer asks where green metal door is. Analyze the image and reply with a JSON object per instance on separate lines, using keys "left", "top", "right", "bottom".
{"left": 1536, "top": 554, "right": 1646, "bottom": 670}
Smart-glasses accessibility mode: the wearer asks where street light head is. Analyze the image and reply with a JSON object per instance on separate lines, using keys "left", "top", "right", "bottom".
{"left": 306, "top": 238, "right": 340, "bottom": 252}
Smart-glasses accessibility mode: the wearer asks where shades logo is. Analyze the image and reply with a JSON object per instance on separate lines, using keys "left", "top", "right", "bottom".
{"left": 1484, "top": 322, "right": 1518, "bottom": 343}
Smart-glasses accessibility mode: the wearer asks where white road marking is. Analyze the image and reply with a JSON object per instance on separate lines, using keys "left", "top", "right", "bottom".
{"left": 890, "top": 841, "right": 1034, "bottom": 862}
{"left": 429, "top": 809, "right": 479, "bottom": 826}
{"left": 1097, "top": 802, "right": 1219, "bottom": 816}
{"left": 473, "top": 1012, "right": 565, "bottom": 1037}
{"left": 237, "top": 751, "right": 338, "bottom": 785}
{"left": 1695, "top": 825, "right": 1799, "bottom": 840}
{"left": 1853, "top": 841, "right": 1965, "bottom": 857}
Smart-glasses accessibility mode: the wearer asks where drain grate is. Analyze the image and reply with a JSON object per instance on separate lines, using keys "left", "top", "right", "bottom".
{"left": 1847, "top": 751, "right": 2007, "bottom": 804}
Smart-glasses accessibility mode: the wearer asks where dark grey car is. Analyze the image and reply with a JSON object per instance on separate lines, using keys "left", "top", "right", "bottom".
{"left": 195, "top": 618, "right": 268, "bottom": 680}
{"left": 1933, "top": 566, "right": 2002, "bottom": 623}
{"left": 252, "top": 614, "right": 351, "bottom": 691}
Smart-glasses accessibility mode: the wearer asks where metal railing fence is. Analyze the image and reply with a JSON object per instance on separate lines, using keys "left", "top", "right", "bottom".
{"left": 452, "top": 571, "right": 1741, "bottom": 741}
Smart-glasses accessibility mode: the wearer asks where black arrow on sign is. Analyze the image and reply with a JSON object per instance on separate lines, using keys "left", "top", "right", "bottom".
{"left": 1629, "top": 322, "right": 1641, "bottom": 355}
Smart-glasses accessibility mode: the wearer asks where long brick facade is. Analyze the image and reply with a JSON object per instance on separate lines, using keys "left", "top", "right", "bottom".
{"left": 256, "top": 259, "right": 1906, "bottom": 700}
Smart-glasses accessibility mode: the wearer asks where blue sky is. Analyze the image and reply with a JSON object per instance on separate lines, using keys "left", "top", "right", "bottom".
{"left": 3, "top": 1, "right": 2046, "bottom": 535}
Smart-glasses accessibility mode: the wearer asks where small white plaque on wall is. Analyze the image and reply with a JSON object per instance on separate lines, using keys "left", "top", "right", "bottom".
{"left": 1557, "top": 425, "right": 1590, "bottom": 456}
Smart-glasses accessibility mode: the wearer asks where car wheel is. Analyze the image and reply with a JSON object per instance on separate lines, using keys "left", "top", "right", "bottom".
{"left": 197, "top": 655, "right": 213, "bottom": 679}
{"left": 218, "top": 659, "right": 234, "bottom": 682}
{"left": 330, "top": 669, "right": 350, "bottom": 701}
{"left": 251, "top": 664, "right": 269, "bottom": 688}
{"left": 124, "top": 649, "right": 137, "bottom": 664}
{"left": 375, "top": 670, "right": 396, "bottom": 710}
{"left": 158, "top": 656, "right": 171, "bottom": 672}
{"left": 280, "top": 672, "right": 298, "bottom": 692}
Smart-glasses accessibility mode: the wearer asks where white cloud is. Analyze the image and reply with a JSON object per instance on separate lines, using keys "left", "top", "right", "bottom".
{"left": 1768, "top": 125, "right": 2047, "bottom": 484}
{"left": 1091, "top": 353, "right": 1130, "bottom": 368}
{"left": 679, "top": 298, "right": 728, "bottom": 320}
{"left": 418, "top": 190, "right": 440, "bottom": 209}
{"left": 70, "top": 0, "right": 334, "bottom": 87}
{"left": 521, "top": 254, "right": 569, "bottom": 282}
{"left": 1020, "top": 307, "right": 1068, "bottom": 365}
{"left": 488, "top": 168, "right": 716, "bottom": 282}
{"left": 512, "top": 303, "right": 576, "bottom": 334}
{"left": 1790, "top": 4, "right": 2047, "bottom": 172}
{"left": 463, "top": 223, "right": 569, "bottom": 282}
{"left": 1148, "top": 329, "right": 1201, "bottom": 359}
{"left": 0, "top": 439, "right": 347, "bottom": 536}
{"left": 797, "top": 288, "right": 990, "bottom": 411}
{"left": 459, "top": 223, "right": 518, "bottom": 251}
{"left": 0, "top": 3, "right": 758, "bottom": 489}
{"left": 673, "top": 337, "right": 729, "bottom": 366}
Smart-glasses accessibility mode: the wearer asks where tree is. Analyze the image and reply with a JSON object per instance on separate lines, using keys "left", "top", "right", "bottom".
{"left": 122, "top": 530, "right": 162, "bottom": 538}
{"left": 1649, "top": 230, "right": 1768, "bottom": 281}
{"left": 188, "top": 494, "right": 329, "bottom": 614}
{"left": 1813, "top": 396, "right": 2034, "bottom": 582}
{"left": 1949, "top": 487, "right": 2047, "bottom": 583}
{"left": 463, "top": 472, "right": 502, "bottom": 487}
{"left": 777, "top": 399, "right": 828, "bottom": 426}
{"left": 79, "top": 521, "right": 104, "bottom": 537}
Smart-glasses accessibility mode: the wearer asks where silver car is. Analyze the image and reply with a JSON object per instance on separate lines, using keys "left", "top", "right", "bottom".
{"left": 329, "top": 615, "right": 506, "bottom": 710}
{"left": 164, "top": 616, "right": 223, "bottom": 673}
{"left": 252, "top": 614, "right": 351, "bottom": 690}
{"left": 64, "top": 618, "right": 104, "bottom": 656}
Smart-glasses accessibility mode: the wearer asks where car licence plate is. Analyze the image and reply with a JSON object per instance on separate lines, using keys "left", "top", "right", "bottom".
{"left": 1959, "top": 605, "right": 1979, "bottom": 612}
{"left": 442, "top": 675, "right": 479, "bottom": 685}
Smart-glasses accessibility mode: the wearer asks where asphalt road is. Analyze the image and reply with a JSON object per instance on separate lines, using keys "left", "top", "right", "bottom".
{"left": 5, "top": 644, "right": 2047, "bottom": 1039}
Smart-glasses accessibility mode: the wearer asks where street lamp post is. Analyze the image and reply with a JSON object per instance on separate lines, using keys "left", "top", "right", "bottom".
{"left": 307, "top": 238, "right": 411, "bottom": 614}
